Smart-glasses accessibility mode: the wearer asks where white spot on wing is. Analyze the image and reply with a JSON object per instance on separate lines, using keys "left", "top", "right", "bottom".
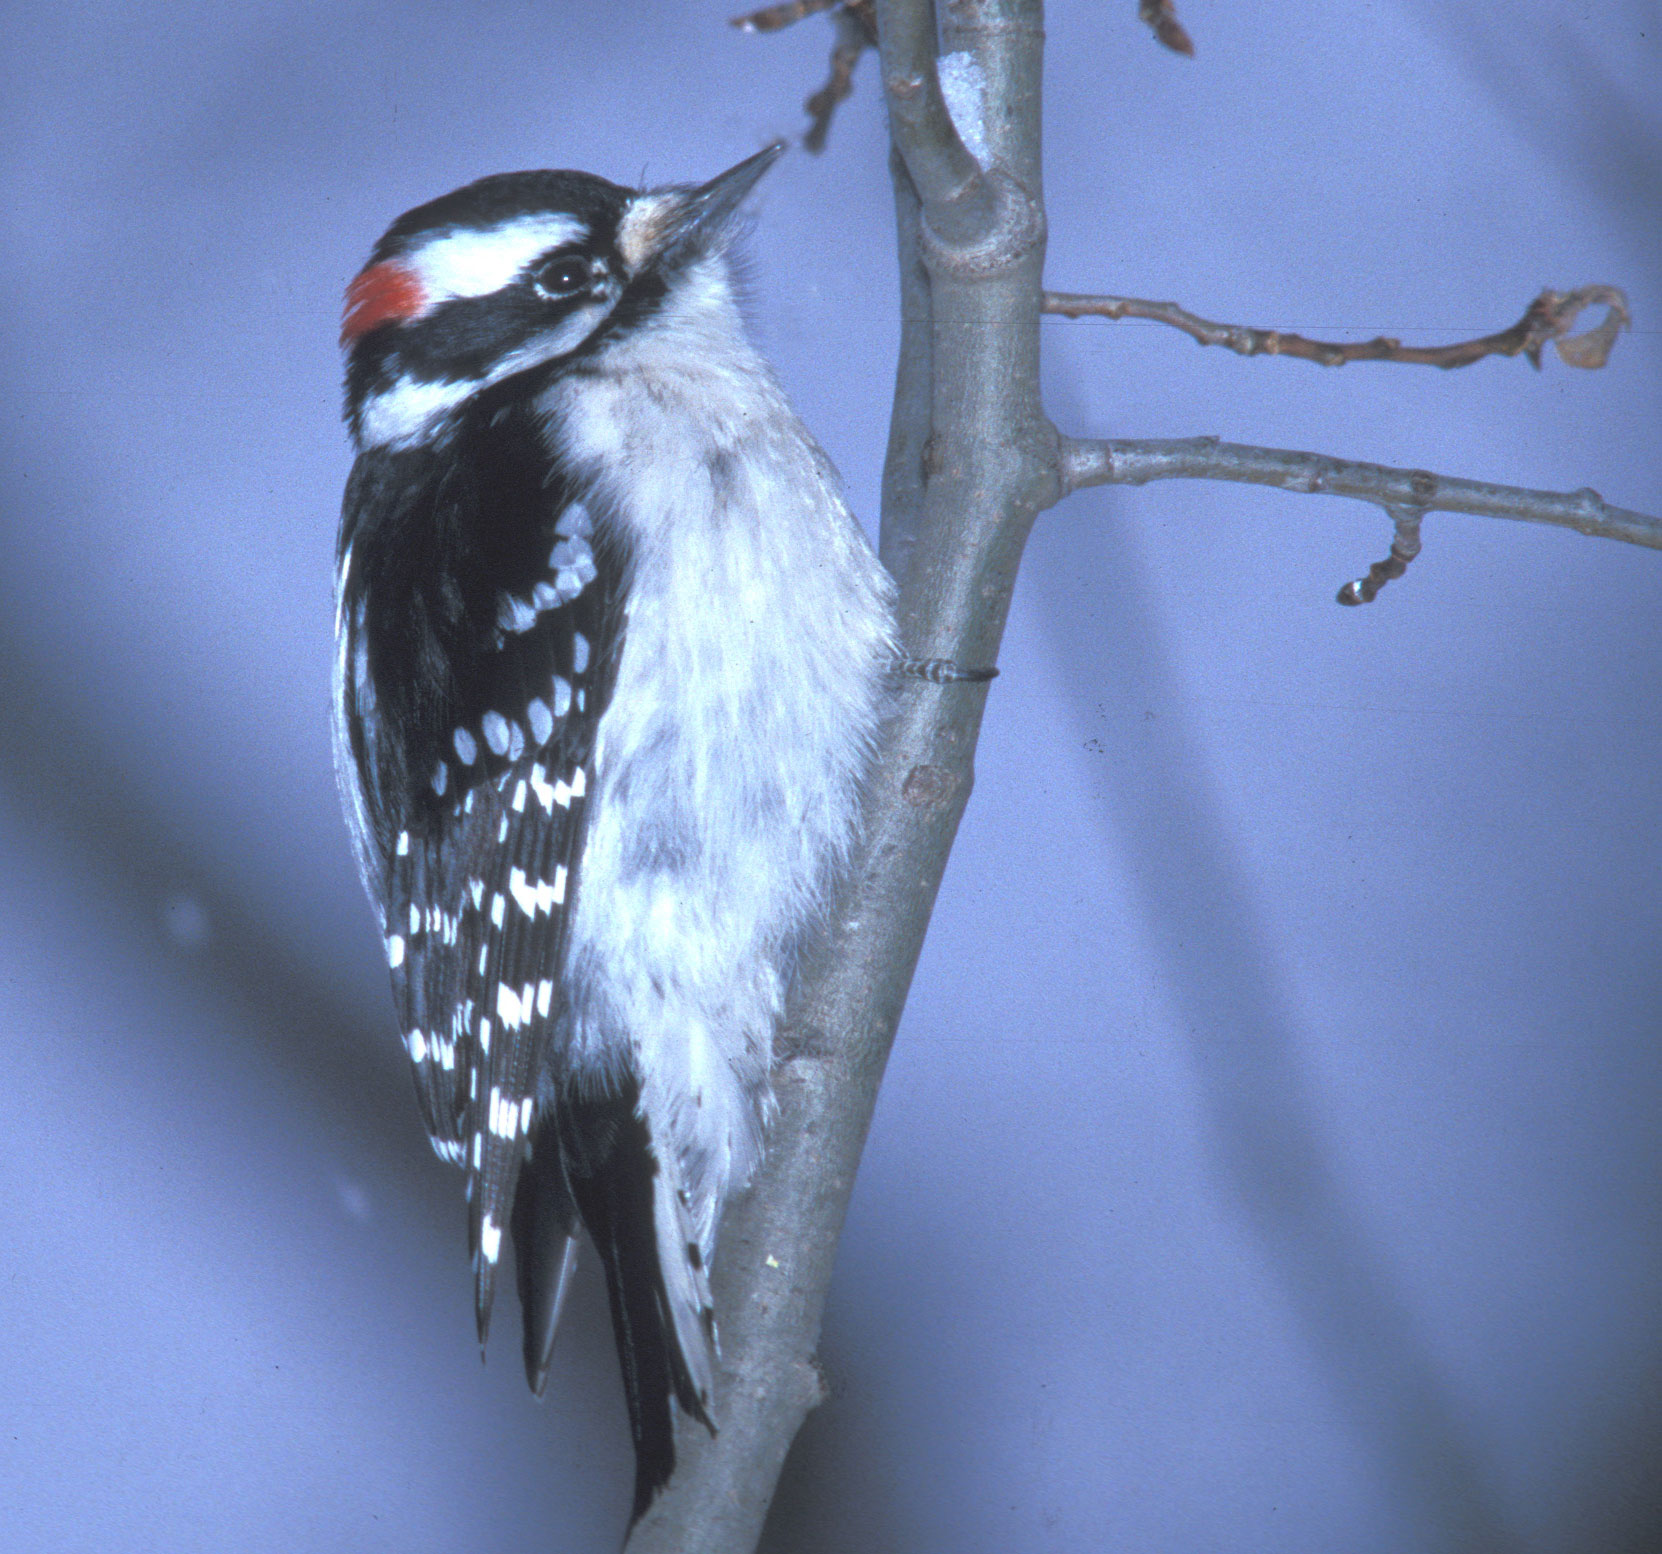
{"left": 527, "top": 698, "right": 554, "bottom": 745}
{"left": 555, "top": 502, "right": 593, "bottom": 540}
{"left": 530, "top": 764, "right": 555, "bottom": 811}
{"left": 497, "top": 593, "right": 538, "bottom": 633}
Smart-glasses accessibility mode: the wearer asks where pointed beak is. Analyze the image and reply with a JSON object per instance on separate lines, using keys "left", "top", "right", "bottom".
{"left": 654, "top": 142, "right": 786, "bottom": 266}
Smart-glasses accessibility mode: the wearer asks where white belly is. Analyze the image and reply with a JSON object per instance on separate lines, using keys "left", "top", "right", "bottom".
{"left": 543, "top": 330, "right": 894, "bottom": 1242}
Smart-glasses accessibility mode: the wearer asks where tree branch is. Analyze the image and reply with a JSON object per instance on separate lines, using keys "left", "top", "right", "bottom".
{"left": 1335, "top": 505, "right": 1422, "bottom": 606}
{"left": 1060, "top": 435, "right": 1662, "bottom": 550}
{"left": 730, "top": 0, "right": 842, "bottom": 27}
{"left": 878, "top": 146, "right": 932, "bottom": 583}
{"left": 803, "top": 6, "right": 877, "bottom": 151}
{"left": 1043, "top": 284, "right": 1631, "bottom": 370}
{"left": 730, "top": 2, "right": 878, "bottom": 153}
{"left": 874, "top": 0, "right": 998, "bottom": 245}
{"left": 1137, "top": 0, "right": 1194, "bottom": 56}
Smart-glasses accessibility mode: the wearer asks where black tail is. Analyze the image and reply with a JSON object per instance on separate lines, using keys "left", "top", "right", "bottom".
{"left": 509, "top": 1116, "right": 581, "bottom": 1396}
{"left": 558, "top": 1076, "right": 716, "bottom": 1524}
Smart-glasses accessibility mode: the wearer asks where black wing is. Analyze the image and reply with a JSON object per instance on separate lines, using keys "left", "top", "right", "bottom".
{"left": 335, "top": 398, "right": 623, "bottom": 1341}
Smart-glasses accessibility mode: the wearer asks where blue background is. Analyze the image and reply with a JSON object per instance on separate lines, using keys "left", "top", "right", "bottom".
{"left": 1, "top": 2, "right": 1657, "bottom": 1549}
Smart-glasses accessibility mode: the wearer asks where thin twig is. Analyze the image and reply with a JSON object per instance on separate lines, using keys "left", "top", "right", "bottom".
{"left": 1138, "top": 0, "right": 1195, "bottom": 56}
{"left": 730, "top": 0, "right": 841, "bottom": 31}
{"left": 805, "top": 5, "right": 877, "bottom": 151}
{"left": 732, "top": 1, "right": 877, "bottom": 153}
{"left": 1043, "top": 285, "right": 1631, "bottom": 370}
{"left": 1337, "top": 506, "right": 1424, "bottom": 605}
{"left": 1059, "top": 436, "right": 1662, "bottom": 550}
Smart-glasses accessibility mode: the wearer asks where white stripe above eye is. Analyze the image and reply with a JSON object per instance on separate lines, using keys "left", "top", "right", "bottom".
{"left": 409, "top": 214, "right": 587, "bottom": 304}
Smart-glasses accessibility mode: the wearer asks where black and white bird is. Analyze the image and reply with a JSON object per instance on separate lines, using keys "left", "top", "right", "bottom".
{"left": 332, "top": 144, "right": 896, "bottom": 1519}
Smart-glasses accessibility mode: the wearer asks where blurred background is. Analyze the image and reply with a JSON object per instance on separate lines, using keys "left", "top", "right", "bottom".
{"left": 1, "top": 2, "right": 1657, "bottom": 1550}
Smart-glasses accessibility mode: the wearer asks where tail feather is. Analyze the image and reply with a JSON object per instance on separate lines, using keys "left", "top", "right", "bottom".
{"left": 558, "top": 1075, "right": 717, "bottom": 1523}
{"left": 511, "top": 1118, "right": 582, "bottom": 1396}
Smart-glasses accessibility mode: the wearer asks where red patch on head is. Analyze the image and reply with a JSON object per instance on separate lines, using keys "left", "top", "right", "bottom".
{"left": 340, "top": 261, "right": 427, "bottom": 346}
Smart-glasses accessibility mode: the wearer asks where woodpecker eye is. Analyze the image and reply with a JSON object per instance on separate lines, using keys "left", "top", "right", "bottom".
{"left": 530, "top": 253, "right": 590, "bottom": 300}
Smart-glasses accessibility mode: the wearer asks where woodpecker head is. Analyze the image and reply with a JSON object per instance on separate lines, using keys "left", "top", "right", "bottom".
{"left": 342, "top": 143, "right": 784, "bottom": 451}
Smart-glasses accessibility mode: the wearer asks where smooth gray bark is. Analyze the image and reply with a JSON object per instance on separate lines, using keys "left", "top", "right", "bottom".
{"left": 627, "top": 3, "right": 1051, "bottom": 1550}
{"left": 1061, "top": 436, "right": 1662, "bottom": 551}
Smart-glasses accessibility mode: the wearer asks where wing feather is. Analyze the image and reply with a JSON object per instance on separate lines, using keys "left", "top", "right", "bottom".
{"left": 336, "top": 427, "right": 623, "bottom": 1346}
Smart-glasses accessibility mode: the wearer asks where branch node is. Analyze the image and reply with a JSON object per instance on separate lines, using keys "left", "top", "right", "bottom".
{"left": 1338, "top": 505, "right": 1425, "bottom": 605}
{"left": 901, "top": 763, "right": 957, "bottom": 807}
{"left": 918, "top": 168, "right": 1044, "bottom": 277}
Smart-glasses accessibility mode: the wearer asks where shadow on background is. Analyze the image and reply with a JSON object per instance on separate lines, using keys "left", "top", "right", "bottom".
{"left": 1407, "top": 1, "right": 1662, "bottom": 250}
{"left": 0, "top": 609, "right": 418, "bottom": 1177}
{"left": 1026, "top": 477, "right": 1514, "bottom": 1554}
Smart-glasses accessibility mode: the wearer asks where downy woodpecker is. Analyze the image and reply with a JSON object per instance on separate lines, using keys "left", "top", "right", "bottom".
{"left": 332, "top": 144, "right": 896, "bottom": 1519}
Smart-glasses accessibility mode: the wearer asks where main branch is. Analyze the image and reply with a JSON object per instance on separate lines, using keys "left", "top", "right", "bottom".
{"left": 625, "top": 2, "right": 1055, "bottom": 1550}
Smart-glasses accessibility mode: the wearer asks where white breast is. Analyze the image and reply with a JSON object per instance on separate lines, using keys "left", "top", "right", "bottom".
{"left": 539, "top": 258, "right": 895, "bottom": 1242}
